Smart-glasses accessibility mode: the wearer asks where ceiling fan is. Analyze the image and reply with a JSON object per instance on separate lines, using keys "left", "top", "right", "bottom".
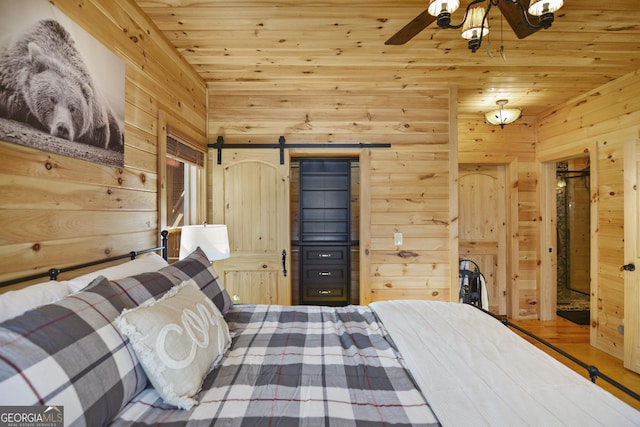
{"left": 385, "top": 0, "right": 564, "bottom": 52}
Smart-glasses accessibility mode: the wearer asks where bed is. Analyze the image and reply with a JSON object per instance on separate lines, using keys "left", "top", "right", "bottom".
{"left": 0, "top": 240, "right": 638, "bottom": 426}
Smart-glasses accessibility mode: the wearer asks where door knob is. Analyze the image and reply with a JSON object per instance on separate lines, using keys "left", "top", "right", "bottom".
{"left": 623, "top": 263, "right": 635, "bottom": 272}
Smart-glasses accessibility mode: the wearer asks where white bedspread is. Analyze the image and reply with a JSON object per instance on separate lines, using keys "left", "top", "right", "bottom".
{"left": 371, "top": 300, "right": 640, "bottom": 427}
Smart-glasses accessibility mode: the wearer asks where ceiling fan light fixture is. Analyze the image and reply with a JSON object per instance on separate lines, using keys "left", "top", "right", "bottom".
{"left": 527, "top": 0, "right": 563, "bottom": 28}
{"left": 528, "top": 0, "right": 564, "bottom": 16}
{"left": 461, "top": 7, "right": 489, "bottom": 39}
{"left": 427, "top": 0, "right": 461, "bottom": 17}
{"left": 484, "top": 99, "right": 522, "bottom": 128}
{"left": 385, "top": 0, "right": 564, "bottom": 49}
{"left": 461, "top": 7, "right": 489, "bottom": 52}
{"left": 429, "top": 0, "right": 461, "bottom": 27}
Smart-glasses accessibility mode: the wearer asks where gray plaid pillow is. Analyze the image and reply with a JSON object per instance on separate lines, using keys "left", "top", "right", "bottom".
{"left": 0, "top": 275, "right": 147, "bottom": 426}
{"left": 110, "top": 246, "right": 232, "bottom": 315}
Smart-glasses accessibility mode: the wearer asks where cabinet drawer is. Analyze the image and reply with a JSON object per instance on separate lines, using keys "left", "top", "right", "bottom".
{"left": 304, "top": 286, "right": 346, "bottom": 302}
{"left": 302, "top": 246, "right": 348, "bottom": 264}
{"left": 302, "top": 266, "right": 347, "bottom": 284}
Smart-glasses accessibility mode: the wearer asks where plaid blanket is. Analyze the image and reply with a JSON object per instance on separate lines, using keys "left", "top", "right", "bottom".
{"left": 111, "top": 304, "right": 440, "bottom": 426}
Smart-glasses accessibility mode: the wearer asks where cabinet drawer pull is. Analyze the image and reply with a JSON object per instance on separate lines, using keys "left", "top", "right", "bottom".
{"left": 318, "top": 253, "right": 332, "bottom": 258}
{"left": 319, "top": 271, "right": 331, "bottom": 276}
{"left": 319, "top": 289, "right": 331, "bottom": 294}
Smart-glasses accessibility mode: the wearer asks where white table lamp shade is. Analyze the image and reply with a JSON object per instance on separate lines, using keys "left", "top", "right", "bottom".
{"left": 179, "top": 224, "right": 230, "bottom": 261}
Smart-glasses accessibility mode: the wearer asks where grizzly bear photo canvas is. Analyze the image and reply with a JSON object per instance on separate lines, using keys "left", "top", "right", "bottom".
{"left": 0, "top": 0, "right": 125, "bottom": 168}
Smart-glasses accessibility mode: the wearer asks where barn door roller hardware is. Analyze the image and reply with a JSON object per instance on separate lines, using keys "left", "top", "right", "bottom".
{"left": 210, "top": 136, "right": 391, "bottom": 165}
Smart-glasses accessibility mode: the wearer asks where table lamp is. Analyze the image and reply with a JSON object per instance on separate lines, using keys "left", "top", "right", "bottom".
{"left": 179, "top": 223, "right": 230, "bottom": 261}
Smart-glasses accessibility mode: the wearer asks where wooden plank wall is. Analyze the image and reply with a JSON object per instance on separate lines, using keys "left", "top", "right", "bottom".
{"left": 0, "top": 0, "right": 206, "bottom": 285}
{"left": 537, "top": 70, "right": 640, "bottom": 359}
{"left": 207, "top": 87, "right": 458, "bottom": 304}
{"left": 366, "top": 145, "right": 455, "bottom": 303}
{"left": 458, "top": 115, "right": 539, "bottom": 318}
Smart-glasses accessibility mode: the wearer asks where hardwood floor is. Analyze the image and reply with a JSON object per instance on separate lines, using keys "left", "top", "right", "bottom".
{"left": 508, "top": 316, "right": 640, "bottom": 411}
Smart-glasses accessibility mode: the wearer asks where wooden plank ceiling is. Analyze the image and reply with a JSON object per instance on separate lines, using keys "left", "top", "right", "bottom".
{"left": 134, "top": 0, "right": 640, "bottom": 118}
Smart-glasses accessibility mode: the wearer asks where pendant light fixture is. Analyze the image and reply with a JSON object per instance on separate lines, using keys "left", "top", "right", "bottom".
{"left": 484, "top": 99, "right": 522, "bottom": 128}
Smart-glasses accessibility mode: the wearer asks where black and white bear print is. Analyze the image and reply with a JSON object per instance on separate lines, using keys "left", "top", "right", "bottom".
{"left": 0, "top": 19, "right": 123, "bottom": 151}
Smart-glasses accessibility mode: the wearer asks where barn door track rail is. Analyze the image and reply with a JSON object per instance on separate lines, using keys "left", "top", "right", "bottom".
{"left": 210, "top": 136, "right": 391, "bottom": 165}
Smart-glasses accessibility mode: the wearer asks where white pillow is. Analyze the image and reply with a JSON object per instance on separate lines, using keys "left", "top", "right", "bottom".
{"left": 67, "top": 253, "right": 169, "bottom": 292}
{"left": 0, "top": 280, "right": 71, "bottom": 322}
{"left": 115, "top": 279, "right": 231, "bottom": 409}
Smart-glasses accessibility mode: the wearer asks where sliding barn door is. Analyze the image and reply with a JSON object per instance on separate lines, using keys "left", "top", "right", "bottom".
{"left": 624, "top": 140, "right": 640, "bottom": 373}
{"left": 459, "top": 164, "right": 508, "bottom": 315}
{"left": 211, "top": 149, "right": 291, "bottom": 305}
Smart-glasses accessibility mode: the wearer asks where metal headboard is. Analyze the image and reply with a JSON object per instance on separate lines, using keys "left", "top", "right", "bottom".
{"left": 0, "top": 230, "right": 168, "bottom": 289}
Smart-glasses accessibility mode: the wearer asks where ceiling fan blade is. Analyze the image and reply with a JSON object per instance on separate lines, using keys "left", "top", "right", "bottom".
{"left": 498, "top": 0, "right": 541, "bottom": 39}
{"left": 385, "top": 9, "right": 436, "bottom": 45}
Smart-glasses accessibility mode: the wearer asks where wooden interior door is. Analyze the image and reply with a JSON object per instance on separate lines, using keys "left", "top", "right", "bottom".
{"left": 624, "top": 140, "right": 640, "bottom": 373}
{"left": 459, "top": 164, "right": 508, "bottom": 315}
{"left": 211, "top": 149, "right": 291, "bottom": 305}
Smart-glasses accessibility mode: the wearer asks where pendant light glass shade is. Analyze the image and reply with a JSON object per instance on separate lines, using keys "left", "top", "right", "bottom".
{"left": 556, "top": 177, "right": 567, "bottom": 188}
{"left": 461, "top": 7, "right": 489, "bottom": 40}
{"left": 528, "top": 0, "right": 564, "bottom": 16}
{"left": 484, "top": 99, "right": 522, "bottom": 128}
{"left": 427, "top": 0, "right": 460, "bottom": 16}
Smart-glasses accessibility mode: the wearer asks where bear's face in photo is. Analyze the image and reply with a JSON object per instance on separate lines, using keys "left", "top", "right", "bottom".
{"left": 25, "top": 68, "right": 91, "bottom": 141}
{"left": 21, "top": 41, "right": 92, "bottom": 142}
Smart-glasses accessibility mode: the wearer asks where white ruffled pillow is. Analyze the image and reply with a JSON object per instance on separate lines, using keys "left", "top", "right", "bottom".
{"left": 67, "top": 253, "right": 169, "bottom": 292}
{"left": 0, "top": 280, "right": 71, "bottom": 322}
{"left": 0, "top": 253, "right": 169, "bottom": 322}
{"left": 115, "top": 279, "right": 231, "bottom": 409}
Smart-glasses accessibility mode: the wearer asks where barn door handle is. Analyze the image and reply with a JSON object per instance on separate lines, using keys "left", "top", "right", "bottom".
{"left": 623, "top": 263, "right": 635, "bottom": 272}
{"left": 282, "top": 249, "right": 287, "bottom": 277}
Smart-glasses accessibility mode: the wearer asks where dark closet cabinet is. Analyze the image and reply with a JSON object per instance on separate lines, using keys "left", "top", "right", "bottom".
{"left": 298, "top": 159, "right": 350, "bottom": 305}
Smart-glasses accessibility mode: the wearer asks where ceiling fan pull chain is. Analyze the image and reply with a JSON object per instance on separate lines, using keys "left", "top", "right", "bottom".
{"left": 499, "top": 13, "right": 506, "bottom": 61}
{"left": 485, "top": 2, "right": 493, "bottom": 57}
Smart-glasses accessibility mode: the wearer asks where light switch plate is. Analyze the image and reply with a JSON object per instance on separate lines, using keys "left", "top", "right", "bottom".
{"left": 394, "top": 232, "right": 403, "bottom": 246}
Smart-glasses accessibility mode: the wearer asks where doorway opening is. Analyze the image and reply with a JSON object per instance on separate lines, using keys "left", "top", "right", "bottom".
{"left": 555, "top": 158, "right": 591, "bottom": 325}
{"left": 290, "top": 158, "right": 360, "bottom": 306}
{"left": 458, "top": 163, "right": 509, "bottom": 316}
